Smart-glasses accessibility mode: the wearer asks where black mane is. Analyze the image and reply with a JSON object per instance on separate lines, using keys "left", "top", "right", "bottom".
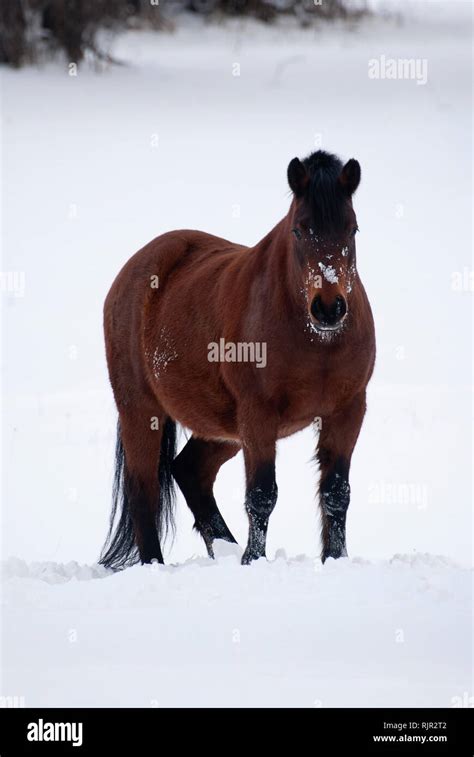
{"left": 302, "top": 150, "right": 346, "bottom": 235}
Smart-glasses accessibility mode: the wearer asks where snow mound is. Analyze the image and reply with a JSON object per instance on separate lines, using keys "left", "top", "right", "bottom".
{"left": 2, "top": 548, "right": 471, "bottom": 707}
{"left": 1, "top": 557, "right": 110, "bottom": 584}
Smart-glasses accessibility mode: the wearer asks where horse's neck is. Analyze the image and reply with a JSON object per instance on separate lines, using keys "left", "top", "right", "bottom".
{"left": 249, "top": 216, "right": 303, "bottom": 317}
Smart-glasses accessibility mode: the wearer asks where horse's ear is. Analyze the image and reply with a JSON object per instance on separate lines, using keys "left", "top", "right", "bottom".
{"left": 287, "top": 158, "right": 309, "bottom": 197}
{"left": 339, "top": 159, "right": 361, "bottom": 196}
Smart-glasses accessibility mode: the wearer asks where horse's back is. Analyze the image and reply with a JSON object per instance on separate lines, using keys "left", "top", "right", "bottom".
{"left": 106, "top": 230, "right": 244, "bottom": 305}
{"left": 103, "top": 230, "right": 246, "bottom": 407}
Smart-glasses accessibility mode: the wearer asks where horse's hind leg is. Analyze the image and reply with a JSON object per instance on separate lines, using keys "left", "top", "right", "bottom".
{"left": 117, "top": 402, "right": 166, "bottom": 565}
{"left": 172, "top": 437, "right": 239, "bottom": 557}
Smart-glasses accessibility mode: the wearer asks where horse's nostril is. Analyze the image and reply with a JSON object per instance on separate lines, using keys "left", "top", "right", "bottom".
{"left": 310, "top": 294, "right": 347, "bottom": 327}
{"left": 310, "top": 295, "right": 323, "bottom": 321}
{"left": 335, "top": 295, "right": 347, "bottom": 320}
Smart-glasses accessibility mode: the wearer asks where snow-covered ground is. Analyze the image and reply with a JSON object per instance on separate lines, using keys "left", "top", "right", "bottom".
{"left": 1, "top": 2, "right": 472, "bottom": 707}
{"left": 2, "top": 547, "right": 472, "bottom": 707}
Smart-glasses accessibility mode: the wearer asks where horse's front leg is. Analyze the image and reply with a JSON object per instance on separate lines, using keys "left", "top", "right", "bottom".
{"left": 317, "top": 391, "right": 367, "bottom": 562}
{"left": 239, "top": 404, "right": 278, "bottom": 565}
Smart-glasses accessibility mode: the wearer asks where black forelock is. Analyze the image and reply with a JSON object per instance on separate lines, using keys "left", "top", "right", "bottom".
{"left": 302, "top": 150, "right": 347, "bottom": 235}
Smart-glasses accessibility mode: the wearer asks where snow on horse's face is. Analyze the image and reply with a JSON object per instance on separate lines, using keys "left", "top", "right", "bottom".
{"left": 287, "top": 154, "right": 361, "bottom": 337}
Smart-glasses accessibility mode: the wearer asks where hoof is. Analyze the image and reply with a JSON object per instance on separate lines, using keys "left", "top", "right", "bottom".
{"left": 322, "top": 547, "right": 348, "bottom": 563}
{"left": 197, "top": 515, "right": 238, "bottom": 560}
{"left": 241, "top": 549, "right": 265, "bottom": 565}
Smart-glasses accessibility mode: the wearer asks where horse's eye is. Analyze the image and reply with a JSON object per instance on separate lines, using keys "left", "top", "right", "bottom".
{"left": 292, "top": 228, "right": 302, "bottom": 240}
{"left": 351, "top": 226, "right": 359, "bottom": 238}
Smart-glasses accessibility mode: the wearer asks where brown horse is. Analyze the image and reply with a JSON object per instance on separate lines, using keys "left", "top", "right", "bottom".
{"left": 99, "top": 150, "right": 375, "bottom": 570}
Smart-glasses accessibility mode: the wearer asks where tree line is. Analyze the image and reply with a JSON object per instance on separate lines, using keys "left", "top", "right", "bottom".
{"left": 0, "top": 0, "right": 365, "bottom": 68}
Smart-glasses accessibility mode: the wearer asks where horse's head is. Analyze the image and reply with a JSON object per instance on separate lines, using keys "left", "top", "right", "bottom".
{"left": 287, "top": 150, "right": 361, "bottom": 337}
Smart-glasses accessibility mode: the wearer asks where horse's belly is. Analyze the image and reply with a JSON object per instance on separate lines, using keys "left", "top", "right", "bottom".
{"left": 277, "top": 404, "right": 321, "bottom": 440}
{"left": 278, "top": 418, "right": 315, "bottom": 439}
{"left": 151, "top": 367, "right": 239, "bottom": 441}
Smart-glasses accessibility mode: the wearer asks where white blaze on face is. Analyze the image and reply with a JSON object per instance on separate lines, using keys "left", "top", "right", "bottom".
{"left": 318, "top": 261, "right": 339, "bottom": 284}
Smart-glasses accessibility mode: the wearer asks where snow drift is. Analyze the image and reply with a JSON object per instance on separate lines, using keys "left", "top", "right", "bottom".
{"left": 2, "top": 546, "right": 471, "bottom": 707}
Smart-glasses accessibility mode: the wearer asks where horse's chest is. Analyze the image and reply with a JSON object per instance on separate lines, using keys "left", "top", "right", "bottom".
{"left": 276, "top": 354, "right": 363, "bottom": 430}
{"left": 278, "top": 383, "right": 331, "bottom": 429}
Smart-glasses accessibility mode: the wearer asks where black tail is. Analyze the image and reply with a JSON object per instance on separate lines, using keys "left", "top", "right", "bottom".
{"left": 158, "top": 417, "right": 178, "bottom": 541}
{"left": 99, "top": 418, "right": 178, "bottom": 570}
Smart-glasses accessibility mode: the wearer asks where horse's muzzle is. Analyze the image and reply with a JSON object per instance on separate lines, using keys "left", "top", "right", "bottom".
{"left": 310, "top": 294, "right": 347, "bottom": 330}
